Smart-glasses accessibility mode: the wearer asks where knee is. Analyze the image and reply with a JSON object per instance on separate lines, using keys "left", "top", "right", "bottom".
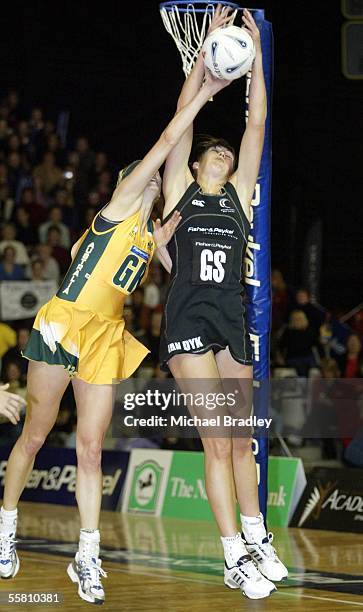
{"left": 76, "top": 438, "right": 103, "bottom": 471}
{"left": 203, "top": 438, "right": 232, "bottom": 462}
{"left": 232, "top": 437, "right": 254, "bottom": 458}
{"left": 20, "top": 431, "right": 46, "bottom": 457}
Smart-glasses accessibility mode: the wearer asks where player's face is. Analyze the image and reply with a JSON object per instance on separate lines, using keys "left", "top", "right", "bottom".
{"left": 201, "top": 146, "right": 234, "bottom": 179}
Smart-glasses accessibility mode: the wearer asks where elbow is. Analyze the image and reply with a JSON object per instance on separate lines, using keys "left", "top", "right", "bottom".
{"left": 160, "top": 129, "right": 178, "bottom": 149}
{"left": 248, "top": 108, "right": 267, "bottom": 128}
{"left": 248, "top": 99, "right": 267, "bottom": 127}
{"left": 247, "top": 122, "right": 266, "bottom": 136}
{"left": 250, "top": 119, "right": 266, "bottom": 129}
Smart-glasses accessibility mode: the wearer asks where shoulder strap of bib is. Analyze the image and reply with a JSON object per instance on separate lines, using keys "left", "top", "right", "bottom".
{"left": 225, "top": 181, "right": 251, "bottom": 230}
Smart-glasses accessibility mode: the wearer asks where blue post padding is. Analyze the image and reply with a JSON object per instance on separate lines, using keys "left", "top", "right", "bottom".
{"left": 244, "top": 14, "right": 273, "bottom": 519}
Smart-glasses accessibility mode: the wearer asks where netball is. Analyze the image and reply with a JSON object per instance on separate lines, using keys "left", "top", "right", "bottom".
{"left": 202, "top": 25, "right": 256, "bottom": 80}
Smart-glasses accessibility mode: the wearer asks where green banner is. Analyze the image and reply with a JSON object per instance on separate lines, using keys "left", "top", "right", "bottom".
{"left": 121, "top": 450, "right": 306, "bottom": 527}
{"left": 162, "top": 451, "right": 214, "bottom": 520}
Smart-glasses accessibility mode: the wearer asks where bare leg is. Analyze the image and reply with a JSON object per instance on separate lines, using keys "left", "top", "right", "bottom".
{"left": 168, "top": 351, "right": 237, "bottom": 536}
{"left": 3, "top": 361, "right": 69, "bottom": 509}
{"left": 72, "top": 378, "right": 113, "bottom": 529}
{"left": 215, "top": 347, "right": 260, "bottom": 517}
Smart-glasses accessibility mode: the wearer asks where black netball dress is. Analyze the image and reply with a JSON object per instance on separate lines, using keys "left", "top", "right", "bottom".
{"left": 159, "top": 180, "right": 253, "bottom": 371}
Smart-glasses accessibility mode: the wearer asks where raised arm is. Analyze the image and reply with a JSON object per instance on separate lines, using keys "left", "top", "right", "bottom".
{"left": 229, "top": 9, "right": 267, "bottom": 219}
{"left": 104, "top": 73, "right": 230, "bottom": 219}
{"left": 163, "top": 5, "right": 233, "bottom": 217}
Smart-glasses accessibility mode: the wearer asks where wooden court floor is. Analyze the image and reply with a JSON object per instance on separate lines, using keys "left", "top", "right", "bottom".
{"left": 0, "top": 501, "right": 362, "bottom": 611}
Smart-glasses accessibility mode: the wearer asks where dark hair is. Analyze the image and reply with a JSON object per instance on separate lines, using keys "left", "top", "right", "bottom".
{"left": 49, "top": 205, "right": 62, "bottom": 214}
{"left": 31, "top": 258, "right": 43, "bottom": 268}
{"left": 4, "top": 360, "right": 21, "bottom": 379}
{"left": 3, "top": 245, "right": 16, "bottom": 258}
{"left": 193, "top": 134, "right": 236, "bottom": 166}
{"left": 47, "top": 224, "right": 61, "bottom": 236}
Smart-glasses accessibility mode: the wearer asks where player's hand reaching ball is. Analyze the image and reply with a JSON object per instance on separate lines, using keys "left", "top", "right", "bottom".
{"left": 203, "top": 67, "right": 231, "bottom": 95}
{"left": 242, "top": 9, "right": 261, "bottom": 53}
{"left": 207, "top": 3, "right": 234, "bottom": 36}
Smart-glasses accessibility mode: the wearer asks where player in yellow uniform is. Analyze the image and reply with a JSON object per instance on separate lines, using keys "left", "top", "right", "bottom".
{"left": 24, "top": 175, "right": 158, "bottom": 383}
{"left": 0, "top": 70, "right": 230, "bottom": 605}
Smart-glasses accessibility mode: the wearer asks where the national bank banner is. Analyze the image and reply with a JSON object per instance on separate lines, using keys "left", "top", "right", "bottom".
{"left": 0, "top": 446, "right": 129, "bottom": 511}
{"left": 244, "top": 11, "right": 274, "bottom": 518}
{"left": 121, "top": 450, "right": 306, "bottom": 527}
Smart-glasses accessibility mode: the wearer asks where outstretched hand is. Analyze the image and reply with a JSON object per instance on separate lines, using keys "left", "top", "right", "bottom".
{"left": 207, "top": 3, "right": 234, "bottom": 36}
{"left": 203, "top": 66, "right": 231, "bottom": 96}
{"left": 154, "top": 211, "right": 182, "bottom": 248}
{"left": 0, "top": 383, "right": 26, "bottom": 425}
{"left": 241, "top": 8, "right": 261, "bottom": 51}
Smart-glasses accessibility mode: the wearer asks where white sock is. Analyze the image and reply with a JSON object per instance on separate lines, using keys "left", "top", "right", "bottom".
{"left": 240, "top": 512, "right": 267, "bottom": 544}
{"left": 221, "top": 532, "right": 248, "bottom": 568}
{"left": 0, "top": 506, "right": 18, "bottom": 537}
{"left": 79, "top": 529, "right": 100, "bottom": 562}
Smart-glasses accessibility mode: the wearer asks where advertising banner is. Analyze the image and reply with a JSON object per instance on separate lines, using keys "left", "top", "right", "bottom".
{"left": 290, "top": 467, "right": 363, "bottom": 533}
{"left": 121, "top": 449, "right": 173, "bottom": 516}
{"left": 162, "top": 451, "right": 213, "bottom": 520}
{"left": 122, "top": 450, "right": 304, "bottom": 526}
{"left": 0, "top": 446, "right": 128, "bottom": 511}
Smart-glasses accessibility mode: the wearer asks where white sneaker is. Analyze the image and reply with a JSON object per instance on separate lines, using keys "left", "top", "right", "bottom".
{"left": 67, "top": 551, "right": 107, "bottom": 604}
{"left": 224, "top": 553, "right": 276, "bottom": 599}
{"left": 243, "top": 532, "right": 288, "bottom": 582}
{"left": 0, "top": 533, "right": 19, "bottom": 579}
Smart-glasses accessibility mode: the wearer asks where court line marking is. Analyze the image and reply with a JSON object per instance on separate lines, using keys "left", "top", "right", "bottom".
{"left": 23, "top": 554, "right": 363, "bottom": 607}
{"left": 278, "top": 591, "right": 363, "bottom": 607}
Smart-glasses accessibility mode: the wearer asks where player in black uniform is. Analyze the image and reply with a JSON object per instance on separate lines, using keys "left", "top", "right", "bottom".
{"left": 157, "top": 7, "right": 287, "bottom": 599}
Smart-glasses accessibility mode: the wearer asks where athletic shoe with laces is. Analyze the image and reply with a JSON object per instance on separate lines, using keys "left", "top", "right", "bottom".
{"left": 224, "top": 553, "right": 276, "bottom": 599}
{"left": 67, "top": 551, "right": 107, "bottom": 605}
{"left": 0, "top": 533, "right": 19, "bottom": 579}
{"left": 243, "top": 532, "right": 288, "bottom": 581}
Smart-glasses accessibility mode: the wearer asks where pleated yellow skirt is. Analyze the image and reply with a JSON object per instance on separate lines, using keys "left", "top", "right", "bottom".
{"left": 23, "top": 296, "right": 149, "bottom": 384}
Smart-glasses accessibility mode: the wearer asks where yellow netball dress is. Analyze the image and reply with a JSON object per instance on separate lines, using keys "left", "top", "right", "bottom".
{"left": 23, "top": 209, "right": 155, "bottom": 384}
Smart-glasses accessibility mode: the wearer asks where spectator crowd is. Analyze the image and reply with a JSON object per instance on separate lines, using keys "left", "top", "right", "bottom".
{"left": 270, "top": 269, "right": 363, "bottom": 378}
